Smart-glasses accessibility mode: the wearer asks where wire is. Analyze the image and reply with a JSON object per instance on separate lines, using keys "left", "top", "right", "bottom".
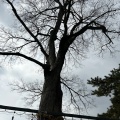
{"left": 15, "top": 111, "right": 26, "bottom": 116}
{"left": 0, "top": 110, "right": 6, "bottom": 113}
{"left": 0, "top": 109, "right": 26, "bottom": 117}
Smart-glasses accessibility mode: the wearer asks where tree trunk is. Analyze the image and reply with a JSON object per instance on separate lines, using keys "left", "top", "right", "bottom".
{"left": 38, "top": 68, "right": 63, "bottom": 120}
{"left": 37, "top": 36, "right": 70, "bottom": 120}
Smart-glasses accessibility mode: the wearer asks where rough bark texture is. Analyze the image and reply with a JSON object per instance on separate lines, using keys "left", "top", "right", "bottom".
{"left": 40, "top": 71, "right": 62, "bottom": 112}
{"left": 38, "top": 68, "right": 63, "bottom": 120}
{"left": 37, "top": 33, "right": 70, "bottom": 120}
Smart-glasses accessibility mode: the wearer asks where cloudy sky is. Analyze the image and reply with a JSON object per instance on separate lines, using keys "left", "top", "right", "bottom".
{"left": 0, "top": 1, "right": 120, "bottom": 120}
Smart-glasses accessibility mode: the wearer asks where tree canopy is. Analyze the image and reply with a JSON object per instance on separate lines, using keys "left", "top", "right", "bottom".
{"left": 88, "top": 64, "right": 120, "bottom": 119}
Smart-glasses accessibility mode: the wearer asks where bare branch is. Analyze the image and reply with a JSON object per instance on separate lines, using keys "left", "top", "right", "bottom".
{"left": 6, "top": 0, "right": 48, "bottom": 58}
{"left": 61, "top": 77, "right": 92, "bottom": 112}
{"left": 0, "top": 52, "right": 45, "bottom": 68}
{"left": 48, "top": 4, "right": 64, "bottom": 68}
{"left": 10, "top": 79, "right": 42, "bottom": 106}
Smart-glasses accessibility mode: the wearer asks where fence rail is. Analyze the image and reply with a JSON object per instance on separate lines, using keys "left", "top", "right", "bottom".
{"left": 0, "top": 105, "right": 118, "bottom": 120}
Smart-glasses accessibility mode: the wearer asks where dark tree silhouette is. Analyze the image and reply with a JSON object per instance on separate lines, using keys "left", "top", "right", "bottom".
{"left": 0, "top": 0, "right": 120, "bottom": 119}
{"left": 88, "top": 64, "right": 120, "bottom": 119}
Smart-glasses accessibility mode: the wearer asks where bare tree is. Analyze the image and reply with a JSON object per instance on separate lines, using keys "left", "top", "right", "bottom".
{"left": 0, "top": 0, "right": 120, "bottom": 119}
{"left": 10, "top": 75, "right": 91, "bottom": 114}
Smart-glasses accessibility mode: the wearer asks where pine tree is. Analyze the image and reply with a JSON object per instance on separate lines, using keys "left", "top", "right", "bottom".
{"left": 88, "top": 64, "right": 120, "bottom": 119}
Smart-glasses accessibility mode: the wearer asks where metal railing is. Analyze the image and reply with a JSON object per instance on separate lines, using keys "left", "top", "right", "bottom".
{"left": 0, "top": 105, "right": 118, "bottom": 120}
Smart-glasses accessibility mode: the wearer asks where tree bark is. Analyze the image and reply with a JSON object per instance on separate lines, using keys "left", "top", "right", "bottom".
{"left": 38, "top": 68, "right": 63, "bottom": 120}
{"left": 37, "top": 36, "right": 70, "bottom": 120}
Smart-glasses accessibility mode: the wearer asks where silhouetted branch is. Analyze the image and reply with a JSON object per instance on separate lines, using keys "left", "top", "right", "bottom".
{"left": 0, "top": 52, "right": 45, "bottom": 68}
{"left": 6, "top": 0, "right": 48, "bottom": 58}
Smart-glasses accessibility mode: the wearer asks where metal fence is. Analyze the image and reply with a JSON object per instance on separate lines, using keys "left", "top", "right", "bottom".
{"left": 0, "top": 105, "right": 118, "bottom": 120}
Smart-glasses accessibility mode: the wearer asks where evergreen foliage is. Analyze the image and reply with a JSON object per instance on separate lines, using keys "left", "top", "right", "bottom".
{"left": 88, "top": 64, "right": 120, "bottom": 119}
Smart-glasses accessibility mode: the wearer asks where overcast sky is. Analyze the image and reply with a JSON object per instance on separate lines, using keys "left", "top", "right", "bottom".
{"left": 0, "top": 1, "right": 120, "bottom": 120}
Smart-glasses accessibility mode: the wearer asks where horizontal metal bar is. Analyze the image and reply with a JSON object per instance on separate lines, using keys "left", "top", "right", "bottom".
{"left": 0, "top": 105, "right": 38, "bottom": 113}
{"left": 0, "top": 105, "right": 118, "bottom": 120}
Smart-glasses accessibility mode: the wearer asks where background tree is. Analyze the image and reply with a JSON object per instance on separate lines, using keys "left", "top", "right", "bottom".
{"left": 88, "top": 64, "right": 120, "bottom": 119}
{"left": 0, "top": 0, "right": 120, "bottom": 119}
